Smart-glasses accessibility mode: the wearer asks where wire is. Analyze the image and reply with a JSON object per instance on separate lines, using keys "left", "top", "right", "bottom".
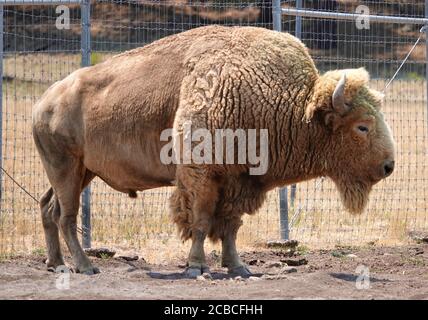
{"left": 0, "top": 166, "right": 83, "bottom": 234}
{"left": 383, "top": 25, "right": 428, "bottom": 93}
{"left": 1, "top": 166, "right": 39, "bottom": 203}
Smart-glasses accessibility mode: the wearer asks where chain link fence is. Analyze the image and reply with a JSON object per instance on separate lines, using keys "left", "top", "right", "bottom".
{"left": 1, "top": 0, "right": 427, "bottom": 260}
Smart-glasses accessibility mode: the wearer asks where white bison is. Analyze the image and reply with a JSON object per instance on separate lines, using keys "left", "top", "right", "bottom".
{"left": 32, "top": 26, "right": 395, "bottom": 277}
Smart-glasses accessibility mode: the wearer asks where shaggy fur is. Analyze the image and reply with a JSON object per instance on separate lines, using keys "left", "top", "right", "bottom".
{"left": 171, "top": 27, "right": 395, "bottom": 248}
{"left": 32, "top": 26, "right": 395, "bottom": 275}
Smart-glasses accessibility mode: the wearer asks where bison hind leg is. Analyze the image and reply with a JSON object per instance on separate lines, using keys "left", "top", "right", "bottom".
{"left": 40, "top": 187, "right": 64, "bottom": 270}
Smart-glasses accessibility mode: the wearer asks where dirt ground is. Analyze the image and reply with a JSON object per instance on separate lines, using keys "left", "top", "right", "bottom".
{"left": 1, "top": 243, "right": 427, "bottom": 300}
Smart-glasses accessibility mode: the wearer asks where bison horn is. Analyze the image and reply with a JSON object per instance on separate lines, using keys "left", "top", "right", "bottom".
{"left": 332, "top": 73, "right": 349, "bottom": 115}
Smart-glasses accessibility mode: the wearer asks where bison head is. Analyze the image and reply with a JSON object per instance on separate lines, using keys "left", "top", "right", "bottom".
{"left": 306, "top": 68, "right": 395, "bottom": 214}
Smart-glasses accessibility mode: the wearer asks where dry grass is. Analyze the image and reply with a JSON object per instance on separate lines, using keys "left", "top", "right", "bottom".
{"left": 1, "top": 53, "right": 428, "bottom": 264}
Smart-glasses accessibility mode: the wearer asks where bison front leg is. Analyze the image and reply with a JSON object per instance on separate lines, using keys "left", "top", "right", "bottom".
{"left": 186, "top": 229, "right": 210, "bottom": 278}
{"left": 175, "top": 168, "right": 219, "bottom": 278}
{"left": 221, "top": 216, "right": 252, "bottom": 277}
{"left": 185, "top": 193, "right": 217, "bottom": 278}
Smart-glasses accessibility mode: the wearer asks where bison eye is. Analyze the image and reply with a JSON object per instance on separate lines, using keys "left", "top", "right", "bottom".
{"left": 357, "top": 125, "right": 369, "bottom": 133}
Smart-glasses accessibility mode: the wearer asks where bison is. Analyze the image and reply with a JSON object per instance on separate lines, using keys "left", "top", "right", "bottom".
{"left": 32, "top": 26, "right": 395, "bottom": 277}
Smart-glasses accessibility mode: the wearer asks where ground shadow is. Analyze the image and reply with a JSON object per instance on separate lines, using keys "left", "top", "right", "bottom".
{"left": 329, "top": 272, "right": 392, "bottom": 283}
{"left": 148, "top": 270, "right": 264, "bottom": 280}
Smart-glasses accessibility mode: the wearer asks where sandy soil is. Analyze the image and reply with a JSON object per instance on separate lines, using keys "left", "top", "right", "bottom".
{"left": 1, "top": 244, "right": 427, "bottom": 300}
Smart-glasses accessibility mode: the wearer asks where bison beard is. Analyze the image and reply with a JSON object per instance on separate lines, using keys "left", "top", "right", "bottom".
{"left": 334, "top": 178, "right": 372, "bottom": 214}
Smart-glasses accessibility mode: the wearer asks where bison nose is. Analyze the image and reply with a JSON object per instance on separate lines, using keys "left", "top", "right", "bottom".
{"left": 383, "top": 160, "right": 395, "bottom": 177}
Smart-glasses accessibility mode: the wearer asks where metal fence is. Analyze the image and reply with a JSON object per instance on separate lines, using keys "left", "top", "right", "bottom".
{"left": 1, "top": 1, "right": 428, "bottom": 260}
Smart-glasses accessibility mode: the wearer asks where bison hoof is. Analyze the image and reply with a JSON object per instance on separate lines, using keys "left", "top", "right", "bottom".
{"left": 184, "top": 265, "right": 210, "bottom": 278}
{"left": 228, "top": 265, "right": 252, "bottom": 278}
{"left": 76, "top": 266, "right": 100, "bottom": 275}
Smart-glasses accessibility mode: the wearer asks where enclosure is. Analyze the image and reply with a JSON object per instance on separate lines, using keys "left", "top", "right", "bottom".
{"left": 0, "top": 0, "right": 427, "bottom": 268}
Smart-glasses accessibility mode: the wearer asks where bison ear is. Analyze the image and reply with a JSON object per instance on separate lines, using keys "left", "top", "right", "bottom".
{"left": 332, "top": 73, "right": 350, "bottom": 115}
{"left": 369, "top": 88, "right": 385, "bottom": 109}
{"left": 324, "top": 112, "right": 342, "bottom": 131}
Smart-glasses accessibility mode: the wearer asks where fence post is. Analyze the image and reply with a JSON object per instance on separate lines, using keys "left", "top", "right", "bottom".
{"left": 279, "top": 187, "right": 290, "bottom": 240}
{"left": 0, "top": 6, "right": 3, "bottom": 210}
{"left": 289, "top": 0, "right": 302, "bottom": 210}
{"left": 295, "top": 0, "right": 302, "bottom": 39}
{"left": 272, "top": 0, "right": 289, "bottom": 240}
{"left": 81, "top": 0, "right": 91, "bottom": 249}
{"left": 272, "top": 0, "right": 281, "bottom": 32}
